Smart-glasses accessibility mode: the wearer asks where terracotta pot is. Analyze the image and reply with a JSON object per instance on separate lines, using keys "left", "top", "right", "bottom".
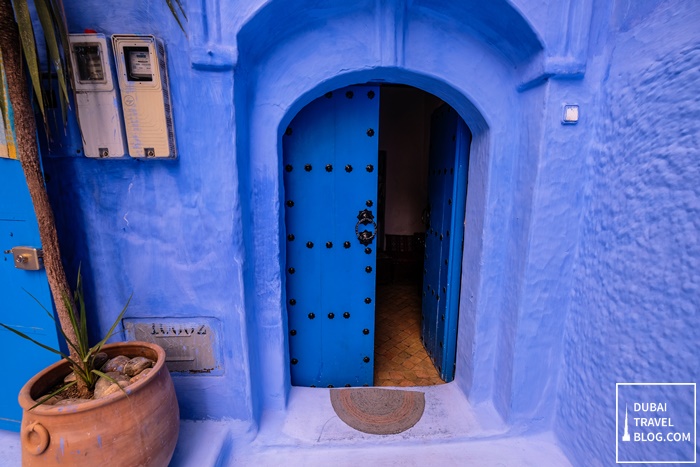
{"left": 18, "top": 341, "right": 179, "bottom": 467}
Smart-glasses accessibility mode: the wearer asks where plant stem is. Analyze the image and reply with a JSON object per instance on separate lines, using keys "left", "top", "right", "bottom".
{"left": 0, "top": 0, "right": 79, "bottom": 359}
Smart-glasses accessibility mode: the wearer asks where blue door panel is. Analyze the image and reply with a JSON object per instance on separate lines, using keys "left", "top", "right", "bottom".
{"left": 284, "top": 86, "right": 379, "bottom": 387}
{"left": 421, "top": 105, "right": 471, "bottom": 382}
{"left": 422, "top": 105, "right": 452, "bottom": 372}
{"left": 443, "top": 117, "right": 471, "bottom": 381}
{"left": 0, "top": 157, "right": 61, "bottom": 431}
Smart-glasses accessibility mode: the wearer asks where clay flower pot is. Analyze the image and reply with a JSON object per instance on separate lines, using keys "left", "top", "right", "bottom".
{"left": 18, "top": 341, "right": 179, "bottom": 467}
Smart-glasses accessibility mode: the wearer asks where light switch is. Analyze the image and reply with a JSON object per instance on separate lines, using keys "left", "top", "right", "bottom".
{"left": 563, "top": 105, "right": 579, "bottom": 124}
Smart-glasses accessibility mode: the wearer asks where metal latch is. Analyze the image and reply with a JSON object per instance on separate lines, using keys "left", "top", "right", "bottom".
{"left": 3, "top": 247, "right": 44, "bottom": 271}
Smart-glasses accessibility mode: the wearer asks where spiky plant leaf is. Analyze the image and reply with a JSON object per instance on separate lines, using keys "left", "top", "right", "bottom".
{"left": 91, "top": 369, "right": 129, "bottom": 397}
{"left": 91, "top": 293, "right": 132, "bottom": 354}
{"left": 0, "top": 51, "right": 8, "bottom": 130}
{"left": 24, "top": 287, "right": 82, "bottom": 357}
{"left": 1, "top": 269, "right": 132, "bottom": 405}
{"left": 61, "top": 292, "right": 84, "bottom": 353}
{"left": 75, "top": 266, "right": 89, "bottom": 357}
{"left": 0, "top": 322, "right": 79, "bottom": 368}
{"left": 34, "top": 0, "right": 68, "bottom": 107}
{"left": 29, "top": 380, "right": 76, "bottom": 410}
{"left": 46, "top": 0, "right": 71, "bottom": 72}
{"left": 0, "top": 49, "right": 15, "bottom": 159}
{"left": 174, "top": 0, "right": 187, "bottom": 19}
{"left": 47, "top": 0, "right": 72, "bottom": 125}
{"left": 9, "top": 0, "right": 44, "bottom": 117}
{"left": 165, "top": 0, "right": 186, "bottom": 34}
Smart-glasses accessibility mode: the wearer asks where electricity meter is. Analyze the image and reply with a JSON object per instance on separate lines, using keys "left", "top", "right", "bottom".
{"left": 112, "top": 35, "right": 176, "bottom": 159}
{"left": 68, "top": 34, "right": 126, "bottom": 158}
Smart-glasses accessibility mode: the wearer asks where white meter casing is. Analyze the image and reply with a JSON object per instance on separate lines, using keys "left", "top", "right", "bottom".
{"left": 112, "top": 35, "right": 176, "bottom": 159}
{"left": 68, "top": 34, "right": 126, "bottom": 158}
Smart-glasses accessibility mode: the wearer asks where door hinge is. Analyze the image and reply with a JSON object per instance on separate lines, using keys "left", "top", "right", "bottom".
{"left": 3, "top": 247, "right": 44, "bottom": 271}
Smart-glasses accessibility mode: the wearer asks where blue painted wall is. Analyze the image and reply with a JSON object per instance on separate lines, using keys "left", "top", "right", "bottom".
{"left": 37, "top": 0, "right": 697, "bottom": 461}
{"left": 45, "top": 1, "right": 253, "bottom": 421}
{"left": 555, "top": 1, "right": 700, "bottom": 464}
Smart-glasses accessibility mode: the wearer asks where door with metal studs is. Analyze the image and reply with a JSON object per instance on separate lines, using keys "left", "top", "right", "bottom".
{"left": 422, "top": 104, "right": 471, "bottom": 382}
{"left": 283, "top": 85, "right": 380, "bottom": 388}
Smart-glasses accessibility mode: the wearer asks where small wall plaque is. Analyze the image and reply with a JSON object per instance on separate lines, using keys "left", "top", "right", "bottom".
{"left": 123, "top": 317, "right": 222, "bottom": 375}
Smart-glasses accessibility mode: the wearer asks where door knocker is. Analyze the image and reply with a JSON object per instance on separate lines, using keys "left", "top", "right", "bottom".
{"left": 355, "top": 209, "right": 377, "bottom": 246}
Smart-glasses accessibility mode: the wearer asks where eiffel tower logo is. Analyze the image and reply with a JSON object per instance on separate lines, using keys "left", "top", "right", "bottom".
{"left": 622, "top": 404, "right": 631, "bottom": 442}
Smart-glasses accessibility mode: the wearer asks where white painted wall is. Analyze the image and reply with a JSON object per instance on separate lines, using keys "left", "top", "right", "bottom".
{"left": 379, "top": 86, "right": 442, "bottom": 237}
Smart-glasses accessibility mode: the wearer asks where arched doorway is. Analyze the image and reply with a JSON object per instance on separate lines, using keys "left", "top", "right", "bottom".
{"left": 235, "top": 0, "right": 546, "bottom": 422}
{"left": 282, "top": 84, "right": 470, "bottom": 388}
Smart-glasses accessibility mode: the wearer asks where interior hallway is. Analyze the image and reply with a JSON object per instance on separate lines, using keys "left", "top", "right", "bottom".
{"left": 374, "top": 282, "right": 445, "bottom": 387}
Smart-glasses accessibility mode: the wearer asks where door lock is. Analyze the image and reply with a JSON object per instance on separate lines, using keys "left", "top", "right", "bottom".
{"left": 4, "top": 247, "right": 44, "bottom": 271}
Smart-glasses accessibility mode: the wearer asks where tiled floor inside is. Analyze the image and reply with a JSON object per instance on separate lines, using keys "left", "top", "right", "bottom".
{"left": 373, "top": 281, "right": 446, "bottom": 387}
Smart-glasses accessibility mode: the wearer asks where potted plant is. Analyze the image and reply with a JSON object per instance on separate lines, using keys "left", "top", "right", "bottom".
{"left": 0, "top": 0, "right": 185, "bottom": 465}
{"left": 1, "top": 272, "right": 180, "bottom": 466}
{"left": 18, "top": 341, "right": 179, "bottom": 466}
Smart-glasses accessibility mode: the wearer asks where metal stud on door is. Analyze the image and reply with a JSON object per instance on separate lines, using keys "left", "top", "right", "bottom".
{"left": 283, "top": 85, "right": 380, "bottom": 387}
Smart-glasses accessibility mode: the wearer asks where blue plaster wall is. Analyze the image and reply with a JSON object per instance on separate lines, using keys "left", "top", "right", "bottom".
{"left": 36, "top": 1, "right": 698, "bottom": 461}
{"left": 555, "top": 0, "right": 700, "bottom": 464}
{"left": 44, "top": 1, "right": 254, "bottom": 422}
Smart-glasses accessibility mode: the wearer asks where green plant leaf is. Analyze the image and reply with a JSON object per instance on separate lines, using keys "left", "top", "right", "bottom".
{"left": 29, "top": 380, "right": 76, "bottom": 410}
{"left": 92, "top": 369, "right": 116, "bottom": 383}
{"left": 47, "top": 0, "right": 71, "bottom": 70}
{"left": 5, "top": 268, "right": 134, "bottom": 403}
{"left": 72, "top": 365, "right": 90, "bottom": 384}
{"left": 165, "top": 0, "right": 186, "bottom": 34}
{"left": 48, "top": 0, "right": 75, "bottom": 128}
{"left": 34, "top": 0, "right": 68, "bottom": 110}
{"left": 174, "top": 0, "right": 187, "bottom": 20}
{"left": 45, "top": 307, "right": 81, "bottom": 357}
{"left": 91, "top": 293, "right": 132, "bottom": 354}
{"left": 0, "top": 50, "right": 9, "bottom": 140}
{"left": 0, "top": 52, "right": 16, "bottom": 160}
{"left": 22, "top": 287, "right": 81, "bottom": 357}
{"left": 91, "top": 369, "right": 129, "bottom": 397}
{"left": 0, "top": 323, "right": 80, "bottom": 369}
{"left": 10, "top": 0, "right": 45, "bottom": 118}
{"left": 76, "top": 266, "right": 89, "bottom": 357}
{"left": 61, "top": 291, "right": 85, "bottom": 355}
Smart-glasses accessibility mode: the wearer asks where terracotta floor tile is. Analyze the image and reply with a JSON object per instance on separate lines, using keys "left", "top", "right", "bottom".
{"left": 408, "top": 357, "right": 422, "bottom": 367}
{"left": 373, "top": 282, "right": 445, "bottom": 387}
{"left": 401, "top": 360, "right": 416, "bottom": 370}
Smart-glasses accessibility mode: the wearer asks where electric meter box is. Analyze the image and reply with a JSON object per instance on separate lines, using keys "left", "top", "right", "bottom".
{"left": 112, "top": 34, "right": 177, "bottom": 159}
{"left": 68, "top": 34, "right": 126, "bottom": 158}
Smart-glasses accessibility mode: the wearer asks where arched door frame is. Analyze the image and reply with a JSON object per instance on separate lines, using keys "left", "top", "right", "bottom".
{"left": 234, "top": 8, "right": 547, "bottom": 427}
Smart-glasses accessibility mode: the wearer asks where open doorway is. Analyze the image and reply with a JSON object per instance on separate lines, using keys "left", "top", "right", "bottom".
{"left": 283, "top": 84, "right": 470, "bottom": 388}
{"left": 374, "top": 85, "right": 470, "bottom": 387}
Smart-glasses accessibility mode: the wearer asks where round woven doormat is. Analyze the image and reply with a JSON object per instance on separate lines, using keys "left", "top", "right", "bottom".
{"left": 330, "top": 388, "right": 425, "bottom": 435}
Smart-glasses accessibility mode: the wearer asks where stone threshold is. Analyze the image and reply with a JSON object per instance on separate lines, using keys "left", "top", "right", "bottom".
{"left": 0, "top": 384, "right": 573, "bottom": 466}
{"left": 175, "top": 384, "right": 572, "bottom": 466}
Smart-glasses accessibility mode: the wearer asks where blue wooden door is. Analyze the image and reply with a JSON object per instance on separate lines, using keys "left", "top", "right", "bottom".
{"left": 421, "top": 105, "right": 471, "bottom": 382}
{"left": 283, "top": 85, "right": 379, "bottom": 388}
{"left": 0, "top": 157, "right": 61, "bottom": 431}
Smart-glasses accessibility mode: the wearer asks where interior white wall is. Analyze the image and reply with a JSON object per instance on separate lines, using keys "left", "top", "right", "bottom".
{"left": 379, "top": 86, "right": 443, "bottom": 237}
